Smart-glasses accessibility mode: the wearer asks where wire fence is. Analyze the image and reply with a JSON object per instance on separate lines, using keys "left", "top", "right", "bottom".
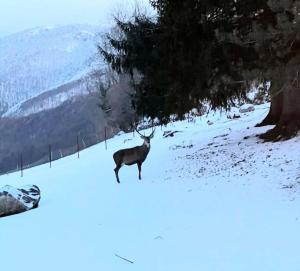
{"left": 1, "top": 126, "right": 119, "bottom": 178}
{"left": 2, "top": 112, "right": 202, "bottom": 178}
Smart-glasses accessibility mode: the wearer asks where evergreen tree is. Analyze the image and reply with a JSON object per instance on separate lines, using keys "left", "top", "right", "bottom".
{"left": 100, "top": 0, "right": 300, "bottom": 139}
{"left": 152, "top": 0, "right": 300, "bottom": 139}
{"left": 99, "top": 16, "right": 166, "bottom": 121}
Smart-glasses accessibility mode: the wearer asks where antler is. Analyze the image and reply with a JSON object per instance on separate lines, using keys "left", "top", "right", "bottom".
{"left": 149, "top": 126, "right": 156, "bottom": 138}
{"left": 134, "top": 126, "right": 144, "bottom": 137}
{"left": 134, "top": 123, "right": 155, "bottom": 138}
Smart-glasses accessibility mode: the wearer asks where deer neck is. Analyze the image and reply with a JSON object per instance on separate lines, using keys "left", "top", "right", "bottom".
{"left": 142, "top": 140, "right": 150, "bottom": 149}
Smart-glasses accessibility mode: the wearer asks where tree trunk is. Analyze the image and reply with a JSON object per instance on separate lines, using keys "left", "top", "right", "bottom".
{"left": 260, "top": 86, "right": 300, "bottom": 140}
{"left": 256, "top": 90, "right": 283, "bottom": 127}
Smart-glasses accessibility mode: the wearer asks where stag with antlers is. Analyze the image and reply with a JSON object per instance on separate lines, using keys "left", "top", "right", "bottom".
{"left": 113, "top": 127, "right": 155, "bottom": 183}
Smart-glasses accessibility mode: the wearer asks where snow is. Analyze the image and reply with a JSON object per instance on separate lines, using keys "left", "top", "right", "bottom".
{"left": 1, "top": 103, "right": 300, "bottom": 271}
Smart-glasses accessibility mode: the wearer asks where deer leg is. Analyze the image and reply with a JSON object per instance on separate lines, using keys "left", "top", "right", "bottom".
{"left": 137, "top": 162, "right": 142, "bottom": 180}
{"left": 114, "top": 165, "right": 121, "bottom": 183}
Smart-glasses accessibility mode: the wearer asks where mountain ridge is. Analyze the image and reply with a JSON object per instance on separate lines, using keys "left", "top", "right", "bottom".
{"left": 0, "top": 24, "right": 104, "bottom": 116}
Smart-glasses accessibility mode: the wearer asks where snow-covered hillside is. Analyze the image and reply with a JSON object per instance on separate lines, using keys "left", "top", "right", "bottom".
{"left": 0, "top": 25, "right": 103, "bottom": 114}
{"left": 1, "top": 103, "right": 300, "bottom": 271}
{"left": 2, "top": 78, "right": 89, "bottom": 118}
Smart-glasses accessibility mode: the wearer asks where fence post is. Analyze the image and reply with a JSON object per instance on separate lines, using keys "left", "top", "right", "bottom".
{"left": 77, "top": 135, "right": 80, "bottom": 159}
{"left": 20, "top": 153, "right": 23, "bottom": 177}
{"left": 49, "top": 144, "right": 52, "bottom": 168}
{"left": 105, "top": 127, "right": 107, "bottom": 150}
{"left": 81, "top": 138, "right": 86, "bottom": 149}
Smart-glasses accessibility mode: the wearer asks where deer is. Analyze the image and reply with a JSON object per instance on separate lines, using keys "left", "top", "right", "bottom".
{"left": 113, "top": 127, "right": 155, "bottom": 183}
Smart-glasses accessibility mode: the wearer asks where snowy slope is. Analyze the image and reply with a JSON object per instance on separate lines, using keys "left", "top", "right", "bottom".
{"left": 1, "top": 103, "right": 300, "bottom": 271}
{"left": 0, "top": 25, "right": 103, "bottom": 114}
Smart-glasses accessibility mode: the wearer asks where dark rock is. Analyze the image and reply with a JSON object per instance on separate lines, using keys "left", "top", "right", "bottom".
{"left": 163, "top": 130, "right": 181, "bottom": 138}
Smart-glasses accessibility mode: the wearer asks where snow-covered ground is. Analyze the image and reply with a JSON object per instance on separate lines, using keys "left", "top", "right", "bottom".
{"left": 1, "top": 103, "right": 300, "bottom": 271}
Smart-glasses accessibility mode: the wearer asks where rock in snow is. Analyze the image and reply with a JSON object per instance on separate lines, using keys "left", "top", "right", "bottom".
{"left": 0, "top": 185, "right": 41, "bottom": 217}
{"left": 239, "top": 104, "right": 255, "bottom": 113}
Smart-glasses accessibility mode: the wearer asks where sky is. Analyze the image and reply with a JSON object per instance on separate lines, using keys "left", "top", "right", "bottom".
{"left": 0, "top": 0, "right": 153, "bottom": 37}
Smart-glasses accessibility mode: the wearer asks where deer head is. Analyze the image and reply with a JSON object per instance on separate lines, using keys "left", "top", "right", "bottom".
{"left": 134, "top": 126, "right": 155, "bottom": 147}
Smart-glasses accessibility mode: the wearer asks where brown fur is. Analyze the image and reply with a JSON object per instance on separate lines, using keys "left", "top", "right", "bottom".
{"left": 113, "top": 136, "right": 152, "bottom": 183}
